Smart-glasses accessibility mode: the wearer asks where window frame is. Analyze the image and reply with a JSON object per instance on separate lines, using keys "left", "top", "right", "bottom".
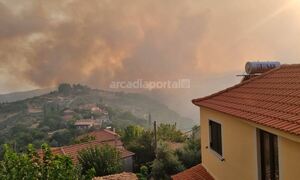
{"left": 208, "top": 120, "right": 223, "bottom": 158}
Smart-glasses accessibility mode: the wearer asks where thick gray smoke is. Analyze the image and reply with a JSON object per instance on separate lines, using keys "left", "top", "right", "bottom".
{"left": 0, "top": 0, "right": 209, "bottom": 88}
{"left": 1, "top": 0, "right": 300, "bottom": 120}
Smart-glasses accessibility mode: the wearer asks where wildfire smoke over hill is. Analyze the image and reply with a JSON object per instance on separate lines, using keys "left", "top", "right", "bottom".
{"left": 1, "top": 0, "right": 300, "bottom": 118}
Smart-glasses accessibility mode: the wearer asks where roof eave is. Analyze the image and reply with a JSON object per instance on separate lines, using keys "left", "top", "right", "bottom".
{"left": 191, "top": 66, "right": 283, "bottom": 107}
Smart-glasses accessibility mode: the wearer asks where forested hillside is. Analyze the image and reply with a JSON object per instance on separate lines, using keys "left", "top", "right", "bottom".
{"left": 0, "top": 84, "right": 196, "bottom": 151}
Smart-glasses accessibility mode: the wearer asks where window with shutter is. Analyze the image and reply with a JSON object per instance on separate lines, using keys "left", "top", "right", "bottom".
{"left": 209, "top": 120, "right": 222, "bottom": 156}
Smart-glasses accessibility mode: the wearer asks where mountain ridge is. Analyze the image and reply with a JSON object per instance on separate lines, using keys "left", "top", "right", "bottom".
{"left": 0, "top": 84, "right": 196, "bottom": 150}
{"left": 0, "top": 88, "right": 54, "bottom": 103}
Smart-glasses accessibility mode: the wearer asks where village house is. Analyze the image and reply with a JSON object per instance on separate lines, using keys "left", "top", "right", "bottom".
{"left": 39, "top": 130, "right": 135, "bottom": 172}
{"left": 99, "top": 111, "right": 110, "bottom": 123}
{"left": 78, "top": 103, "right": 111, "bottom": 124}
{"left": 173, "top": 63, "right": 300, "bottom": 180}
{"left": 74, "top": 119, "right": 101, "bottom": 129}
{"left": 91, "top": 106, "right": 102, "bottom": 113}
{"left": 76, "top": 129, "right": 123, "bottom": 147}
{"left": 79, "top": 103, "right": 98, "bottom": 110}
{"left": 63, "top": 109, "right": 76, "bottom": 120}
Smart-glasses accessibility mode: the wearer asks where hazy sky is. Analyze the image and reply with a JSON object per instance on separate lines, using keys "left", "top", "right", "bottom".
{"left": 0, "top": 0, "right": 300, "bottom": 119}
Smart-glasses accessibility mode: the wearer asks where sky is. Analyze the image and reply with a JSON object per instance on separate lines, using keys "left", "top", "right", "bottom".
{"left": 0, "top": 0, "right": 300, "bottom": 120}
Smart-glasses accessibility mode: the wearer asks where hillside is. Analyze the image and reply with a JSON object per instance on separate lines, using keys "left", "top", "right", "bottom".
{"left": 0, "top": 88, "right": 53, "bottom": 103}
{"left": 0, "top": 84, "right": 196, "bottom": 150}
{"left": 70, "top": 90, "right": 195, "bottom": 129}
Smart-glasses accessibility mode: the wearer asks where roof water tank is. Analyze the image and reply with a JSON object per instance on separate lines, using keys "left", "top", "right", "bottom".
{"left": 245, "top": 61, "right": 280, "bottom": 74}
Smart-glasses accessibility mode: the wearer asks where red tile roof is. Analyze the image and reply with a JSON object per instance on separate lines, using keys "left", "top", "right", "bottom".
{"left": 39, "top": 140, "right": 134, "bottom": 164}
{"left": 172, "top": 164, "right": 214, "bottom": 180}
{"left": 192, "top": 64, "right": 300, "bottom": 135}
{"left": 38, "top": 130, "right": 133, "bottom": 164}
{"left": 77, "top": 129, "right": 120, "bottom": 142}
{"left": 76, "top": 130, "right": 123, "bottom": 147}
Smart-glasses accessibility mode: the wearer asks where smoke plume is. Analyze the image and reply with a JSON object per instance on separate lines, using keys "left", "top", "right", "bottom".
{"left": 1, "top": 0, "right": 300, "bottom": 120}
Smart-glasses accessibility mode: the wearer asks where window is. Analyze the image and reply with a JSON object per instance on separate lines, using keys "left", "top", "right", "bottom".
{"left": 209, "top": 120, "right": 222, "bottom": 156}
{"left": 259, "top": 130, "right": 279, "bottom": 180}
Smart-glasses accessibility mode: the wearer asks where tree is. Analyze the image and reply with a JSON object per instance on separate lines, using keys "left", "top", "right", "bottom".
{"left": 122, "top": 125, "right": 144, "bottom": 143}
{"left": 175, "top": 138, "right": 201, "bottom": 168}
{"left": 151, "top": 142, "right": 184, "bottom": 179}
{"left": 0, "top": 144, "right": 85, "bottom": 180}
{"left": 191, "top": 125, "right": 200, "bottom": 139}
{"left": 157, "top": 123, "right": 186, "bottom": 142}
{"left": 72, "top": 84, "right": 89, "bottom": 94}
{"left": 136, "top": 165, "right": 149, "bottom": 180}
{"left": 58, "top": 83, "right": 72, "bottom": 95}
{"left": 6, "top": 125, "right": 47, "bottom": 152}
{"left": 122, "top": 128, "right": 155, "bottom": 170}
{"left": 51, "top": 130, "right": 73, "bottom": 146}
{"left": 41, "top": 105, "right": 66, "bottom": 131}
{"left": 78, "top": 145, "right": 122, "bottom": 177}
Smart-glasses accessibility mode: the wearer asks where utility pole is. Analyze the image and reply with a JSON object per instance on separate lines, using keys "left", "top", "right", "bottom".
{"left": 148, "top": 113, "right": 152, "bottom": 127}
{"left": 154, "top": 121, "right": 157, "bottom": 157}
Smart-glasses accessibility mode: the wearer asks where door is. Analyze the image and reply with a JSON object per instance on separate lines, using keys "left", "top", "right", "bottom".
{"left": 259, "top": 130, "right": 279, "bottom": 180}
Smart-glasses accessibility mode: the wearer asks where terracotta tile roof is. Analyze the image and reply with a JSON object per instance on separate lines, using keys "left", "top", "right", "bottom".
{"left": 192, "top": 64, "right": 300, "bottom": 135}
{"left": 38, "top": 140, "right": 134, "bottom": 164}
{"left": 63, "top": 141, "right": 132, "bottom": 163}
{"left": 172, "top": 164, "right": 214, "bottom": 180}
{"left": 77, "top": 130, "right": 120, "bottom": 142}
{"left": 93, "top": 172, "right": 137, "bottom": 180}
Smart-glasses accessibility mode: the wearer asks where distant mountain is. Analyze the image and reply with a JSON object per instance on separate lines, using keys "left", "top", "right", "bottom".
{"left": 0, "top": 84, "right": 196, "bottom": 150}
{"left": 0, "top": 86, "right": 195, "bottom": 129}
{"left": 0, "top": 88, "right": 54, "bottom": 103}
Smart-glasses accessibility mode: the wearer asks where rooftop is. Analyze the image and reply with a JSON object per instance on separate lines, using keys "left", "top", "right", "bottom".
{"left": 76, "top": 130, "right": 123, "bottom": 146}
{"left": 38, "top": 130, "right": 133, "bottom": 164}
{"left": 193, "top": 64, "right": 300, "bottom": 135}
{"left": 39, "top": 140, "right": 134, "bottom": 164}
{"left": 172, "top": 164, "right": 214, "bottom": 180}
{"left": 78, "top": 129, "right": 118, "bottom": 139}
{"left": 74, "top": 119, "right": 100, "bottom": 126}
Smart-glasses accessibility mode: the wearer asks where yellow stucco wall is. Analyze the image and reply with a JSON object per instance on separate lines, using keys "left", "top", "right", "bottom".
{"left": 278, "top": 136, "right": 300, "bottom": 180}
{"left": 200, "top": 107, "right": 258, "bottom": 180}
{"left": 200, "top": 107, "right": 300, "bottom": 180}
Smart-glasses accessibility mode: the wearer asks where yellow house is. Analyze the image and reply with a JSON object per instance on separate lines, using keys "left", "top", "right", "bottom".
{"left": 173, "top": 64, "right": 300, "bottom": 180}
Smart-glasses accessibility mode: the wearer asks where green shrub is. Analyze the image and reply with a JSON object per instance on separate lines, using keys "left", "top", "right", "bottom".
{"left": 0, "top": 144, "right": 83, "bottom": 180}
{"left": 78, "top": 145, "right": 122, "bottom": 177}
